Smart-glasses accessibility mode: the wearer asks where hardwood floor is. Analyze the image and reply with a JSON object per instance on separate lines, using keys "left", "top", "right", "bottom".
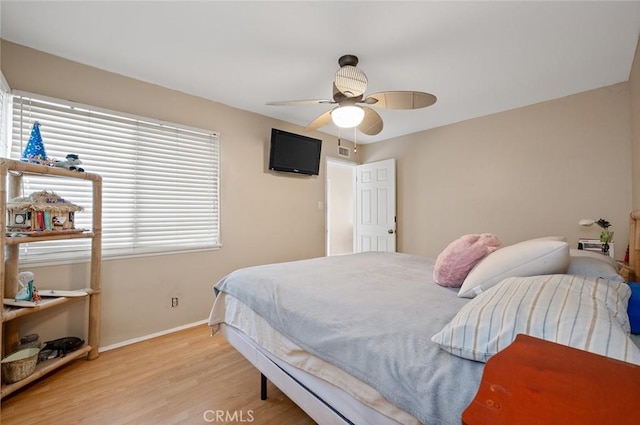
{"left": 1, "top": 325, "right": 316, "bottom": 425}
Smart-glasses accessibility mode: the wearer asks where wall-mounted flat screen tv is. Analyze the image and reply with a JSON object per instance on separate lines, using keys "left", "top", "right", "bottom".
{"left": 269, "top": 129, "right": 322, "bottom": 176}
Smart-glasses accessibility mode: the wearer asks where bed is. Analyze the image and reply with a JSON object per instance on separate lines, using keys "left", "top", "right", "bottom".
{"left": 208, "top": 213, "right": 640, "bottom": 425}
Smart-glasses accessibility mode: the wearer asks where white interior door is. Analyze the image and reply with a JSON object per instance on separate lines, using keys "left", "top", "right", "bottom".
{"left": 355, "top": 158, "right": 396, "bottom": 252}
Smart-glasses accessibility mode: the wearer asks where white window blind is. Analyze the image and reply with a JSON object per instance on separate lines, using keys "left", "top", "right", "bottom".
{"left": 0, "top": 73, "right": 10, "bottom": 156}
{"left": 10, "top": 93, "right": 220, "bottom": 264}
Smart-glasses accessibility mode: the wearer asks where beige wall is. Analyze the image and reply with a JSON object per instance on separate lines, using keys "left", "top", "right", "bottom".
{"left": 1, "top": 40, "right": 359, "bottom": 347}
{"left": 631, "top": 36, "right": 640, "bottom": 210}
{"left": 361, "top": 84, "right": 633, "bottom": 260}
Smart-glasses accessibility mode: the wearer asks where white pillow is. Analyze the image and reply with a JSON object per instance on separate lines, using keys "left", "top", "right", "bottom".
{"left": 567, "top": 249, "right": 623, "bottom": 282}
{"left": 535, "top": 235, "right": 568, "bottom": 242}
{"left": 432, "top": 274, "right": 640, "bottom": 365}
{"left": 457, "top": 238, "right": 569, "bottom": 298}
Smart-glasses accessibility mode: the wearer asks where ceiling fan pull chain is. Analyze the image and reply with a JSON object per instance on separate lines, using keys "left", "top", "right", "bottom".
{"left": 353, "top": 128, "right": 357, "bottom": 153}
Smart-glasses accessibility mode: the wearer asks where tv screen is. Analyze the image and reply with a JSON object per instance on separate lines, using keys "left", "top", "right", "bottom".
{"left": 269, "top": 129, "right": 322, "bottom": 176}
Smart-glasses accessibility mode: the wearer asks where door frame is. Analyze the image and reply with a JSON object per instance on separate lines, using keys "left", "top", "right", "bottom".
{"left": 325, "top": 157, "right": 357, "bottom": 256}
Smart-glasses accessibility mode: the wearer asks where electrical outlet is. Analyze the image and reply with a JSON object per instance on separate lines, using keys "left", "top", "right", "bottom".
{"left": 171, "top": 297, "right": 179, "bottom": 308}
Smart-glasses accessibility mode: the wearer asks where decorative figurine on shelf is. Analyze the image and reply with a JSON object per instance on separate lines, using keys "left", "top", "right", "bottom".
{"left": 38, "top": 336, "right": 85, "bottom": 361}
{"left": 596, "top": 218, "right": 614, "bottom": 255}
{"left": 22, "top": 121, "right": 48, "bottom": 164}
{"left": 15, "top": 271, "right": 37, "bottom": 302}
{"left": 54, "top": 154, "right": 85, "bottom": 172}
{"left": 6, "top": 190, "right": 84, "bottom": 232}
{"left": 32, "top": 287, "right": 42, "bottom": 303}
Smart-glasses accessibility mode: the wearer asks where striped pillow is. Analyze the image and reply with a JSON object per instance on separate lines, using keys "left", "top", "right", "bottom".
{"left": 432, "top": 274, "right": 640, "bottom": 364}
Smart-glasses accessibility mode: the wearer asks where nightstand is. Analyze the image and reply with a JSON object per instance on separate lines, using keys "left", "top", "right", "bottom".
{"left": 462, "top": 334, "right": 640, "bottom": 425}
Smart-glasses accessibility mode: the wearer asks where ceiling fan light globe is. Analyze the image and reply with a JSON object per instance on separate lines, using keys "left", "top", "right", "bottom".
{"left": 331, "top": 105, "right": 365, "bottom": 128}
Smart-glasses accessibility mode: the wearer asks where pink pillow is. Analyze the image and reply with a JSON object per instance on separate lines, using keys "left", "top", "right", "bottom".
{"left": 433, "top": 234, "right": 502, "bottom": 287}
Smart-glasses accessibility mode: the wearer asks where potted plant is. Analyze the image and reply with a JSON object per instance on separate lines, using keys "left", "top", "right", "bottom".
{"left": 596, "top": 219, "right": 614, "bottom": 255}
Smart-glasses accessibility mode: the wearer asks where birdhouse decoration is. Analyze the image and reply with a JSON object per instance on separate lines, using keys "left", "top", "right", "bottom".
{"left": 6, "top": 190, "right": 84, "bottom": 232}
{"left": 22, "top": 121, "right": 48, "bottom": 164}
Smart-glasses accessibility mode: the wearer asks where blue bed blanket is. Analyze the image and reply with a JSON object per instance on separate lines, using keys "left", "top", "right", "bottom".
{"left": 212, "top": 252, "right": 484, "bottom": 425}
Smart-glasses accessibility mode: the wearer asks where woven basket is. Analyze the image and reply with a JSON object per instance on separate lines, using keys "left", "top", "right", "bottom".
{"left": 1, "top": 348, "right": 40, "bottom": 384}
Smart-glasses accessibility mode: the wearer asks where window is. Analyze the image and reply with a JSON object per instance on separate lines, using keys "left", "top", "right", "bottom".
{"left": 10, "top": 92, "right": 220, "bottom": 264}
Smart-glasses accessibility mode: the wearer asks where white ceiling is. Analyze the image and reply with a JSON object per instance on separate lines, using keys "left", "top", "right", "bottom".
{"left": 2, "top": 1, "right": 640, "bottom": 144}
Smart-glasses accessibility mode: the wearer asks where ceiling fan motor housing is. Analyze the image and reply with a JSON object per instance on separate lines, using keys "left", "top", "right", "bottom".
{"left": 338, "top": 54, "right": 359, "bottom": 67}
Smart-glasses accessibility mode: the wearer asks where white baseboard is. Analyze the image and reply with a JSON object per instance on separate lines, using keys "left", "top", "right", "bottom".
{"left": 98, "top": 319, "right": 209, "bottom": 353}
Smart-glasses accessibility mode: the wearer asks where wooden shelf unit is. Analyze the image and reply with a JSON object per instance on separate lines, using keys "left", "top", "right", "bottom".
{"left": 1, "top": 344, "right": 92, "bottom": 398}
{"left": 2, "top": 291, "right": 93, "bottom": 322}
{"left": 0, "top": 158, "right": 102, "bottom": 398}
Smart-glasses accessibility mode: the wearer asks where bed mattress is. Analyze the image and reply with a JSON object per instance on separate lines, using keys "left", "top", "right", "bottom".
{"left": 216, "top": 294, "right": 419, "bottom": 424}
{"left": 209, "top": 252, "right": 486, "bottom": 425}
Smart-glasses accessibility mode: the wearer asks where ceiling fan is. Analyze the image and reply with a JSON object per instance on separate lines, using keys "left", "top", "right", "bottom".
{"left": 266, "top": 54, "right": 437, "bottom": 136}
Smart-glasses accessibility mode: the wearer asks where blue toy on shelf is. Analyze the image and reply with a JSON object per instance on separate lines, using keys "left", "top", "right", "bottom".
{"left": 22, "top": 121, "right": 47, "bottom": 163}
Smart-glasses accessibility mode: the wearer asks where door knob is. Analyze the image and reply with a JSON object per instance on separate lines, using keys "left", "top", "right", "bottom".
{"left": 388, "top": 229, "right": 394, "bottom": 234}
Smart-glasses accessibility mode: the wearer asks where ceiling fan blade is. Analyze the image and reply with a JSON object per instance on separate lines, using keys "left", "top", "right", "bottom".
{"left": 364, "top": 91, "right": 437, "bottom": 109}
{"left": 305, "top": 110, "right": 333, "bottom": 131}
{"left": 266, "top": 99, "right": 333, "bottom": 106}
{"left": 358, "top": 107, "right": 383, "bottom": 136}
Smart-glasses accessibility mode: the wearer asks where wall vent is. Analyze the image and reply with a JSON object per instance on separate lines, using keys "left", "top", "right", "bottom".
{"left": 338, "top": 146, "right": 350, "bottom": 158}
